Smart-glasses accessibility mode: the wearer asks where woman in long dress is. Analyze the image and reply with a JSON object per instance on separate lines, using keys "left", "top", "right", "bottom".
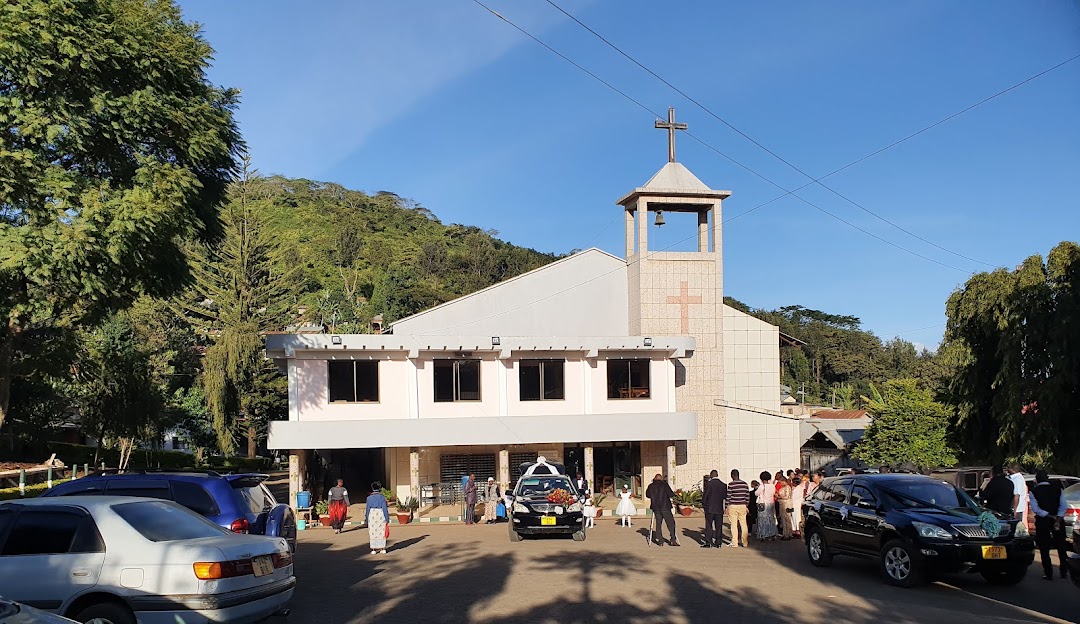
{"left": 482, "top": 477, "right": 499, "bottom": 524}
{"left": 790, "top": 473, "right": 805, "bottom": 537}
{"left": 776, "top": 476, "right": 794, "bottom": 540}
{"left": 755, "top": 472, "right": 778, "bottom": 540}
{"left": 615, "top": 484, "right": 635, "bottom": 527}
{"left": 327, "top": 479, "right": 350, "bottom": 534}
{"left": 366, "top": 481, "right": 390, "bottom": 555}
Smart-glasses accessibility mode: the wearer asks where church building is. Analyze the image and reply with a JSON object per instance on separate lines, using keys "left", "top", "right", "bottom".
{"left": 267, "top": 110, "right": 801, "bottom": 508}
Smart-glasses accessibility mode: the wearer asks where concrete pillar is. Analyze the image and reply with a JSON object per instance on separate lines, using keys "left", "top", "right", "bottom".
{"left": 498, "top": 449, "right": 509, "bottom": 490}
{"left": 625, "top": 208, "right": 635, "bottom": 258}
{"left": 409, "top": 448, "right": 420, "bottom": 501}
{"left": 697, "top": 210, "right": 709, "bottom": 252}
{"left": 636, "top": 197, "right": 649, "bottom": 254}
{"left": 711, "top": 200, "right": 723, "bottom": 256}
{"left": 666, "top": 443, "right": 677, "bottom": 485}
{"left": 288, "top": 450, "right": 300, "bottom": 510}
{"left": 584, "top": 446, "right": 595, "bottom": 492}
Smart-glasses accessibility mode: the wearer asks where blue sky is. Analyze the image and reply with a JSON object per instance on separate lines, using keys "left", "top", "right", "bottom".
{"left": 178, "top": 0, "right": 1080, "bottom": 349}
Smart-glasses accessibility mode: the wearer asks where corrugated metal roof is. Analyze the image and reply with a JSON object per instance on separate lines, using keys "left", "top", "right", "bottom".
{"left": 811, "top": 410, "right": 869, "bottom": 420}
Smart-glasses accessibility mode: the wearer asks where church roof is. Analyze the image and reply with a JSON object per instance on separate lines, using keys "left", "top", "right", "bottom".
{"left": 616, "top": 161, "right": 731, "bottom": 207}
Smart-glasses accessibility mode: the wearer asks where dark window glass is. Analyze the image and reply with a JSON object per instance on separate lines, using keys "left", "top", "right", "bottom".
{"left": 70, "top": 516, "right": 105, "bottom": 553}
{"left": 354, "top": 361, "right": 379, "bottom": 402}
{"left": 172, "top": 481, "right": 220, "bottom": 516}
{"left": 112, "top": 501, "right": 229, "bottom": 542}
{"left": 2, "top": 510, "right": 83, "bottom": 556}
{"left": 962, "top": 472, "right": 979, "bottom": 490}
{"left": 815, "top": 481, "right": 850, "bottom": 503}
{"left": 519, "top": 360, "right": 565, "bottom": 401}
{"left": 607, "top": 359, "right": 651, "bottom": 399}
{"left": 0, "top": 509, "right": 16, "bottom": 547}
{"left": 49, "top": 480, "right": 106, "bottom": 496}
{"left": 328, "top": 361, "right": 355, "bottom": 402}
{"left": 104, "top": 480, "right": 171, "bottom": 499}
{"left": 434, "top": 360, "right": 481, "bottom": 402}
{"left": 850, "top": 485, "right": 877, "bottom": 508}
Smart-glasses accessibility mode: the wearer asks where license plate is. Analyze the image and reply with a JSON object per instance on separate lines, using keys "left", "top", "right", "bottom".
{"left": 252, "top": 555, "right": 275, "bottom": 576}
{"left": 981, "top": 545, "right": 1006, "bottom": 560}
{"left": 541, "top": 516, "right": 556, "bottom": 526}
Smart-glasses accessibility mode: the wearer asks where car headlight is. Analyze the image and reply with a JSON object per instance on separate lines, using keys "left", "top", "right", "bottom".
{"left": 568, "top": 503, "right": 583, "bottom": 512}
{"left": 1013, "top": 521, "right": 1029, "bottom": 538}
{"left": 913, "top": 521, "right": 953, "bottom": 540}
{"left": 512, "top": 503, "right": 528, "bottom": 514}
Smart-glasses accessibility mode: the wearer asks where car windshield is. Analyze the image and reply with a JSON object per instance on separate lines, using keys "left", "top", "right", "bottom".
{"left": 1064, "top": 483, "right": 1080, "bottom": 500}
{"left": 516, "top": 477, "right": 574, "bottom": 497}
{"left": 112, "top": 500, "right": 231, "bottom": 542}
{"left": 881, "top": 480, "right": 981, "bottom": 514}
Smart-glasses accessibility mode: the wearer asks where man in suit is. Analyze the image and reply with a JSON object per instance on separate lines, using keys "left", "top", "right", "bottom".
{"left": 646, "top": 473, "right": 679, "bottom": 546}
{"left": 702, "top": 469, "right": 728, "bottom": 548}
{"left": 575, "top": 472, "right": 590, "bottom": 496}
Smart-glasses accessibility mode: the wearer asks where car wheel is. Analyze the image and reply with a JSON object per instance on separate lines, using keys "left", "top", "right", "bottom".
{"left": 74, "top": 602, "right": 136, "bottom": 624}
{"left": 980, "top": 565, "right": 1028, "bottom": 586}
{"left": 572, "top": 529, "right": 586, "bottom": 542}
{"left": 509, "top": 525, "right": 523, "bottom": 542}
{"left": 880, "top": 539, "right": 922, "bottom": 587}
{"left": 806, "top": 526, "right": 833, "bottom": 567}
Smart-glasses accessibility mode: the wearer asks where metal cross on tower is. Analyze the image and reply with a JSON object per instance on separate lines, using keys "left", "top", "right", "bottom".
{"left": 654, "top": 107, "right": 688, "bottom": 163}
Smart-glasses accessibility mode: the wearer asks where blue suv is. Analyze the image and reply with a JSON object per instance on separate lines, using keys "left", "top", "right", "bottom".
{"left": 41, "top": 470, "right": 296, "bottom": 551}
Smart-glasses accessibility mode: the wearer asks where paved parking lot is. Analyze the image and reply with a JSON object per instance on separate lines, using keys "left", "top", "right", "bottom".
{"left": 289, "top": 518, "right": 1077, "bottom": 624}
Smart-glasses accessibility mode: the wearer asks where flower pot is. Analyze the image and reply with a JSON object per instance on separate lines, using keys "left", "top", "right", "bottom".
{"left": 680, "top": 507, "right": 694, "bottom": 517}
{"left": 595, "top": 508, "right": 604, "bottom": 517}
{"left": 320, "top": 516, "right": 333, "bottom": 527}
{"left": 396, "top": 512, "right": 411, "bottom": 525}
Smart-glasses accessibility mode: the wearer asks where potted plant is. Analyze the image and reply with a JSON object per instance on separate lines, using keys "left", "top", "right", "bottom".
{"left": 314, "top": 500, "right": 331, "bottom": 526}
{"left": 592, "top": 494, "right": 606, "bottom": 517}
{"left": 673, "top": 489, "right": 701, "bottom": 516}
{"left": 396, "top": 496, "right": 418, "bottom": 524}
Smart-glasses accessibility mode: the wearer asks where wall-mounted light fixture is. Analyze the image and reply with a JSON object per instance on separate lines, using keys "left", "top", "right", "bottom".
{"left": 491, "top": 336, "right": 501, "bottom": 346}
{"left": 643, "top": 337, "right": 653, "bottom": 347}
{"left": 331, "top": 335, "right": 342, "bottom": 345}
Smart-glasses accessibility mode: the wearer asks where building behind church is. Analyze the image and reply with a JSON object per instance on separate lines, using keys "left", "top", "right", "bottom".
{"left": 267, "top": 128, "right": 801, "bottom": 508}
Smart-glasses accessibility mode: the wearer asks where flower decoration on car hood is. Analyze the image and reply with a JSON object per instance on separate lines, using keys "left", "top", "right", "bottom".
{"left": 546, "top": 489, "right": 576, "bottom": 506}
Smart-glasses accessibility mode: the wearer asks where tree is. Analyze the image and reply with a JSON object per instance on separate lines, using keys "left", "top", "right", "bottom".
{"left": 945, "top": 241, "right": 1080, "bottom": 472}
{"left": 853, "top": 379, "right": 957, "bottom": 470}
{"left": 183, "top": 165, "right": 292, "bottom": 456}
{"left": 0, "top": 0, "right": 242, "bottom": 430}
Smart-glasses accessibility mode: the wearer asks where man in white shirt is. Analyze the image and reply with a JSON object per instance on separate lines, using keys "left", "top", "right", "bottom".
{"left": 1007, "top": 463, "right": 1028, "bottom": 524}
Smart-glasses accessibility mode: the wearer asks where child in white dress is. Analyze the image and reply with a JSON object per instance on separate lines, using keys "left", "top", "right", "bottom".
{"left": 583, "top": 497, "right": 597, "bottom": 528}
{"left": 615, "top": 484, "right": 635, "bottom": 527}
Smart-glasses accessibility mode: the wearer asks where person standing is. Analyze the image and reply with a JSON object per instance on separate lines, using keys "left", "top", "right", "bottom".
{"left": 804, "top": 471, "right": 823, "bottom": 502}
{"left": 1007, "top": 464, "right": 1029, "bottom": 524}
{"left": 702, "top": 469, "right": 728, "bottom": 548}
{"left": 776, "top": 476, "right": 794, "bottom": 540}
{"left": 583, "top": 496, "right": 597, "bottom": 528}
{"left": 327, "top": 479, "right": 350, "bottom": 534}
{"left": 464, "top": 473, "right": 478, "bottom": 525}
{"left": 980, "top": 465, "right": 1015, "bottom": 515}
{"left": 646, "top": 473, "right": 679, "bottom": 546}
{"left": 615, "top": 484, "right": 635, "bottom": 527}
{"left": 755, "top": 472, "right": 778, "bottom": 541}
{"left": 726, "top": 469, "right": 750, "bottom": 548}
{"left": 482, "top": 477, "right": 500, "bottom": 524}
{"left": 790, "top": 472, "right": 805, "bottom": 538}
{"left": 366, "top": 481, "right": 390, "bottom": 555}
{"left": 1029, "top": 470, "right": 1069, "bottom": 580}
{"left": 575, "top": 472, "right": 590, "bottom": 496}
{"left": 748, "top": 480, "right": 760, "bottom": 536}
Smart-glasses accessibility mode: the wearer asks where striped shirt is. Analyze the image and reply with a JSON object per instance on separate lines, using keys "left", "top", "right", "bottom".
{"left": 727, "top": 479, "right": 750, "bottom": 505}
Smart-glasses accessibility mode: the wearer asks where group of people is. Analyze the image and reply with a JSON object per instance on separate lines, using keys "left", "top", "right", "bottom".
{"left": 463, "top": 473, "right": 504, "bottom": 525}
{"left": 325, "top": 478, "right": 391, "bottom": 555}
{"left": 748, "top": 468, "right": 824, "bottom": 543}
{"left": 980, "top": 464, "right": 1071, "bottom": 581}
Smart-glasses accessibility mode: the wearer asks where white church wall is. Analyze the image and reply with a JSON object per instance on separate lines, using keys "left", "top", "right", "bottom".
{"left": 723, "top": 406, "right": 801, "bottom": 482}
{"left": 391, "top": 249, "right": 629, "bottom": 337}
{"left": 292, "top": 356, "right": 411, "bottom": 421}
{"left": 723, "top": 305, "right": 781, "bottom": 413}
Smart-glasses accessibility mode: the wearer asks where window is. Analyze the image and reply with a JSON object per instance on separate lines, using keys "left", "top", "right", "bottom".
{"left": 962, "top": 472, "right": 979, "bottom": 491}
{"left": 171, "top": 481, "right": 220, "bottom": 516}
{"left": 112, "top": 501, "right": 229, "bottom": 542}
{"left": 850, "top": 485, "right": 877, "bottom": 508}
{"left": 232, "top": 479, "right": 277, "bottom": 515}
{"left": 48, "top": 480, "right": 106, "bottom": 496}
{"left": 433, "top": 360, "right": 481, "bottom": 402}
{"left": 815, "top": 480, "right": 850, "bottom": 503}
{"left": 1, "top": 509, "right": 102, "bottom": 556}
{"left": 104, "top": 479, "right": 171, "bottom": 499}
{"left": 519, "top": 360, "right": 565, "bottom": 401}
{"left": 607, "top": 359, "right": 651, "bottom": 399}
{"left": 328, "top": 361, "right": 379, "bottom": 403}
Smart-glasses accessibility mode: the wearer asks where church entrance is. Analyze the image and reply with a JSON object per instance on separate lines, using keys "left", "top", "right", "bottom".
{"left": 564, "top": 442, "right": 642, "bottom": 497}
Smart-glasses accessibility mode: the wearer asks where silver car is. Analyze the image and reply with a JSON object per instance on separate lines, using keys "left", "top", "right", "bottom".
{"left": 0, "top": 598, "right": 76, "bottom": 623}
{"left": 0, "top": 497, "right": 294, "bottom": 624}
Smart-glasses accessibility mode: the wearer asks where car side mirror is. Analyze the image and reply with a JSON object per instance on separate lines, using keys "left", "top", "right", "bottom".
{"left": 857, "top": 500, "right": 876, "bottom": 510}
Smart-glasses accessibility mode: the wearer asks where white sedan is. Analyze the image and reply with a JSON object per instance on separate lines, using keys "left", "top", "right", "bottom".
{"left": 0, "top": 496, "right": 295, "bottom": 624}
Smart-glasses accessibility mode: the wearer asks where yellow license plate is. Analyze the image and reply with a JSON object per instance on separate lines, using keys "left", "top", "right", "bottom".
{"left": 981, "top": 546, "right": 1006, "bottom": 560}
{"left": 252, "top": 555, "right": 275, "bottom": 577}
{"left": 541, "top": 516, "right": 556, "bottom": 526}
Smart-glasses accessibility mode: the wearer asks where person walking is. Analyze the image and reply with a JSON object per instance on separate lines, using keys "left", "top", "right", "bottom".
{"left": 1029, "top": 470, "right": 1070, "bottom": 580}
{"left": 726, "top": 469, "right": 751, "bottom": 547}
{"left": 1007, "top": 463, "right": 1029, "bottom": 525}
{"left": 464, "top": 473, "right": 478, "bottom": 525}
{"left": 755, "top": 472, "right": 778, "bottom": 541}
{"left": 980, "top": 465, "right": 1015, "bottom": 515}
{"left": 702, "top": 469, "right": 727, "bottom": 548}
{"left": 615, "top": 484, "right": 635, "bottom": 527}
{"left": 327, "top": 479, "right": 351, "bottom": 534}
{"left": 482, "top": 477, "right": 500, "bottom": 524}
{"left": 776, "top": 476, "right": 794, "bottom": 540}
{"left": 646, "top": 473, "right": 679, "bottom": 546}
{"left": 366, "top": 481, "right": 390, "bottom": 555}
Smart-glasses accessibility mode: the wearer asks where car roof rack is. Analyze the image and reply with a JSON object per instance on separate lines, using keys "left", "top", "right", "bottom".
{"left": 88, "top": 468, "right": 227, "bottom": 477}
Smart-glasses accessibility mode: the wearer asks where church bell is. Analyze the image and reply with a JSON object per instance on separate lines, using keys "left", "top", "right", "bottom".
{"left": 653, "top": 210, "right": 665, "bottom": 226}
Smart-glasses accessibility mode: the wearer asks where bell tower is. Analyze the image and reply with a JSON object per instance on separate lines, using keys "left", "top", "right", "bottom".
{"left": 618, "top": 107, "right": 730, "bottom": 488}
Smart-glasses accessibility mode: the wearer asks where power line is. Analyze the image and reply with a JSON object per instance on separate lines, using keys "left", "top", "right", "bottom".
{"left": 542, "top": 0, "right": 1080, "bottom": 268}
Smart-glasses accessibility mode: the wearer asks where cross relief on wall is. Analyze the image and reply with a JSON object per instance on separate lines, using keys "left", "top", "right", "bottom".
{"left": 666, "top": 281, "right": 702, "bottom": 334}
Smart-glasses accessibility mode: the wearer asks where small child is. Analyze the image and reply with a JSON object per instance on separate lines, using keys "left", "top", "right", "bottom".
{"left": 615, "top": 484, "right": 635, "bottom": 527}
{"left": 583, "top": 496, "right": 597, "bottom": 528}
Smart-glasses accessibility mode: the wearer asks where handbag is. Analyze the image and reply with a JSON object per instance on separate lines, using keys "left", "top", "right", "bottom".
{"left": 384, "top": 524, "right": 390, "bottom": 539}
{"left": 757, "top": 503, "right": 765, "bottom": 512}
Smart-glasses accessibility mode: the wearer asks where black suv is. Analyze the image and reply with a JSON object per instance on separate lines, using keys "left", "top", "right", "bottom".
{"left": 803, "top": 474, "right": 1035, "bottom": 587}
{"left": 508, "top": 458, "right": 586, "bottom": 542}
